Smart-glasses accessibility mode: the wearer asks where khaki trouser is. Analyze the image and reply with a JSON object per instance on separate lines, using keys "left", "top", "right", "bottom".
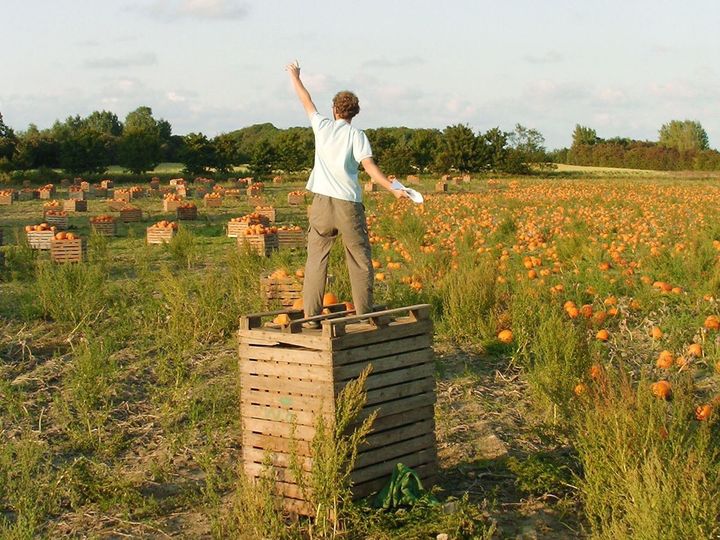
{"left": 303, "top": 194, "right": 374, "bottom": 317}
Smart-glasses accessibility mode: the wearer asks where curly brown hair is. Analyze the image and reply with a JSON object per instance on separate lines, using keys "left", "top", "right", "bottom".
{"left": 332, "top": 91, "right": 360, "bottom": 120}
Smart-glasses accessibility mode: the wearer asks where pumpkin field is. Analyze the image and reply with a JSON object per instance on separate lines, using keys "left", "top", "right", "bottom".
{"left": 2, "top": 170, "right": 720, "bottom": 538}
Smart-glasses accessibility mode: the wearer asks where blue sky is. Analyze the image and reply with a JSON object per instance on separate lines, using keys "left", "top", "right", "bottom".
{"left": 2, "top": 0, "right": 719, "bottom": 149}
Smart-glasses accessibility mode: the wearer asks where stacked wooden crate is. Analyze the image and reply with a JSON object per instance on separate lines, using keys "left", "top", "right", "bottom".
{"left": 238, "top": 304, "right": 437, "bottom": 515}
{"left": 238, "top": 231, "right": 278, "bottom": 257}
{"left": 63, "top": 199, "right": 88, "bottom": 212}
{"left": 50, "top": 237, "right": 85, "bottom": 263}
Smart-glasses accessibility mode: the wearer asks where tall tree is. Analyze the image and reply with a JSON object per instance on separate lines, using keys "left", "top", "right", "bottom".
{"left": 435, "top": 124, "right": 484, "bottom": 173}
{"left": 409, "top": 129, "right": 441, "bottom": 172}
{"left": 659, "top": 120, "right": 709, "bottom": 152}
{"left": 572, "top": 125, "right": 599, "bottom": 147}
{"left": 117, "top": 106, "right": 162, "bottom": 174}
{"left": 181, "top": 133, "right": 217, "bottom": 175}
{"left": 274, "top": 127, "right": 313, "bottom": 171}
{"left": 481, "top": 127, "right": 508, "bottom": 171}
{"left": 0, "top": 112, "right": 17, "bottom": 172}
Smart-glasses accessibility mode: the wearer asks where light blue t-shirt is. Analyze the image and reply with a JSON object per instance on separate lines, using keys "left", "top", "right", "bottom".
{"left": 305, "top": 112, "right": 373, "bottom": 203}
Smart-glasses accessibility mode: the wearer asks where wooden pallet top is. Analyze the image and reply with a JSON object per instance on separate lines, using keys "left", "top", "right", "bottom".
{"left": 239, "top": 304, "right": 431, "bottom": 351}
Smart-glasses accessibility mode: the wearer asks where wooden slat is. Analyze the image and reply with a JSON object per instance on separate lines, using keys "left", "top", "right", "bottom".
{"left": 242, "top": 417, "right": 316, "bottom": 441}
{"left": 332, "top": 319, "right": 433, "bottom": 351}
{"left": 240, "top": 359, "right": 333, "bottom": 382}
{"left": 241, "top": 403, "right": 329, "bottom": 428}
{"left": 242, "top": 432, "right": 311, "bottom": 456}
{"left": 239, "top": 344, "right": 331, "bottom": 367}
{"left": 240, "top": 390, "right": 332, "bottom": 413}
{"left": 362, "top": 404, "right": 435, "bottom": 432}
{"left": 355, "top": 433, "right": 436, "bottom": 469}
{"left": 333, "top": 337, "right": 432, "bottom": 370}
{"left": 365, "top": 377, "right": 435, "bottom": 407}
{"left": 243, "top": 447, "right": 313, "bottom": 471}
{"left": 351, "top": 447, "right": 437, "bottom": 485}
{"left": 363, "top": 419, "right": 435, "bottom": 450}
{"left": 336, "top": 362, "right": 433, "bottom": 393}
{"left": 240, "top": 373, "right": 335, "bottom": 398}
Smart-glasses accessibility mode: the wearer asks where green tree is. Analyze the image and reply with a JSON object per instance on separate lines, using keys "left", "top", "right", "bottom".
{"left": 481, "top": 127, "right": 508, "bottom": 171}
{"left": 181, "top": 133, "right": 217, "bottom": 175}
{"left": 435, "top": 124, "right": 484, "bottom": 173}
{"left": 572, "top": 125, "right": 599, "bottom": 147}
{"left": 506, "top": 124, "right": 547, "bottom": 170}
{"left": 117, "top": 106, "right": 162, "bottom": 174}
{"left": 52, "top": 115, "right": 111, "bottom": 174}
{"left": 409, "top": 129, "right": 441, "bottom": 172}
{"left": 380, "top": 142, "right": 414, "bottom": 175}
{"left": 249, "top": 139, "right": 276, "bottom": 176}
{"left": 13, "top": 124, "right": 60, "bottom": 170}
{"left": 0, "top": 112, "right": 17, "bottom": 172}
{"left": 659, "top": 120, "right": 709, "bottom": 152}
{"left": 274, "top": 127, "right": 313, "bottom": 171}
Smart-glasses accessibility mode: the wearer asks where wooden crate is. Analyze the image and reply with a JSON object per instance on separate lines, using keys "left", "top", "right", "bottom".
{"left": 0, "top": 193, "right": 13, "bottom": 205}
{"left": 18, "top": 190, "right": 36, "bottom": 201}
{"left": 146, "top": 226, "right": 176, "bottom": 244}
{"left": 119, "top": 207, "right": 143, "bottom": 223}
{"left": 238, "top": 304, "right": 437, "bottom": 514}
{"left": 435, "top": 181, "right": 448, "bottom": 192}
{"left": 26, "top": 230, "right": 54, "bottom": 250}
{"left": 89, "top": 186, "right": 108, "bottom": 199}
{"left": 45, "top": 214, "right": 69, "bottom": 230}
{"left": 176, "top": 185, "right": 192, "bottom": 198}
{"left": 255, "top": 206, "right": 276, "bottom": 222}
{"left": 177, "top": 206, "right": 198, "bottom": 220}
{"left": 39, "top": 188, "right": 55, "bottom": 200}
{"left": 247, "top": 185, "right": 264, "bottom": 196}
{"left": 195, "top": 186, "right": 208, "bottom": 198}
{"left": 277, "top": 229, "right": 306, "bottom": 250}
{"left": 248, "top": 195, "right": 265, "bottom": 207}
{"left": 63, "top": 199, "right": 88, "bottom": 212}
{"left": 204, "top": 196, "right": 222, "bottom": 208}
{"left": 287, "top": 192, "right": 306, "bottom": 206}
{"left": 68, "top": 189, "right": 86, "bottom": 201}
{"left": 80, "top": 181, "right": 90, "bottom": 191}
{"left": 107, "top": 199, "right": 127, "bottom": 212}
{"left": 149, "top": 179, "right": 160, "bottom": 190}
{"left": 50, "top": 239, "right": 85, "bottom": 263}
{"left": 406, "top": 175, "right": 421, "bottom": 185}
{"left": 91, "top": 221, "right": 117, "bottom": 237}
{"left": 260, "top": 273, "right": 303, "bottom": 307}
{"left": 364, "top": 182, "right": 378, "bottom": 192}
{"left": 238, "top": 233, "right": 278, "bottom": 257}
{"left": 101, "top": 179, "right": 114, "bottom": 189}
{"left": 163, "top": 199, "right": 183, "bottom": 212}
{"left": 114, "top": 190, "right": 131, "bottom": 202}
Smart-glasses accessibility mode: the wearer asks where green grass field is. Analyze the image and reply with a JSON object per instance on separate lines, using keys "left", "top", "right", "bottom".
{"left": 1, "top": 173, "right": 720, "bottom": 538}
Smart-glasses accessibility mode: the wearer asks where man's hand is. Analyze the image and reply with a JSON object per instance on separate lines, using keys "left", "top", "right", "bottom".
{"left": 285, "top": 60, "right": 300, "bottom": 79}
{"left": 392, "top": 188, "right": 409, "bottom": 199}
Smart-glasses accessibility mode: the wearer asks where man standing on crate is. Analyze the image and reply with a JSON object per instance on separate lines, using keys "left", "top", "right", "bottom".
{"left": 286, "top": 60, "right": 408, "bottom": 327}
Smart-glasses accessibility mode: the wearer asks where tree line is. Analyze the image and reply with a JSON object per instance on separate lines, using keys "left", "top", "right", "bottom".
{"left": 551, "top": 120, "right": 720, "bottom": 170}
{"left": 0, "top": 108, "right": 549, "bottom": 178}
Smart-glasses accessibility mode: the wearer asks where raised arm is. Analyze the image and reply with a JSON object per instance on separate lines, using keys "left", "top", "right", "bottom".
{"left": 285, "top": 60, "right": 317, "bottom": 116}
{"left": 361, "top": 157, "right": 408, "bottom": 199}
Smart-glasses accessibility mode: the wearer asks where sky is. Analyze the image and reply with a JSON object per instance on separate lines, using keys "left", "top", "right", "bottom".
{"left": 1, "top": 0, "right": 719, "bottom": 149}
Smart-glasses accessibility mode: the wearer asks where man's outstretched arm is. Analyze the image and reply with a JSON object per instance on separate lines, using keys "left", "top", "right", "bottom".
{"left": 361, "top": 157, "right": 408, "bottom": 199}
{"left": 285, "top": 60, "right": 317, "bottom": 116}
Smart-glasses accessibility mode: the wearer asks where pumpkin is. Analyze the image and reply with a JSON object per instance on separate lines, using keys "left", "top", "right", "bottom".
{"left": 651, "top": 380, "right": 672, "bottom": 400}
{"left": 322, "top": 292, "right": 338, "bottom": 306}
{"left": 651, "top": 326, "right": 663, "bottom": 339}
{"left": 498, "top": 329, "right": 513, "bottom": 344}
{"left": 291, "top": 298, "right": 304, "bottom": 310}
{"left": 596, "top": 329, "right": 610, "bottom": 341}
{"left": 695, "top": 404, "right": 712, "bottom": 421}
{"left": 687, "top": 343, "right": 703, "bottom": 357}
{"left": 656, "top": 350, "right": 674, "bottom": 369}
{"left": 273, "top": 313, "right": 291, "bottom": 325}
{"left": 574, "top": 383, "right": 588, "bottom": 396}
{"left": 704, "top": 315, "right": 720, "bottom": 331}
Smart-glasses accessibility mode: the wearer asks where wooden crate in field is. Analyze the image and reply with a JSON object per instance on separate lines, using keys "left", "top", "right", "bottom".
{"left": 163, "top": 198, "right": 183, "bottom": 212}
{"left": 238, "top": 232, "right": 278, "bottom": 257}
{"left": 44, "top": 213, "right": 69, "bottom": 230}
{"left": 26, "top": 230, "right": 54, "bottom": 250}
{"left": 90, "top": 219, "right": 117, "bottom": 237}
{"left": 113, "top": 190, "right": 131, "bottom": 203}
{"left": 63, "top": 199, "right": 87, "bottom": 212}
{"left": 364, "top": 182, "right": 378, "bottom": 192}
{"left": 68, "top": 189, "right": 85, "bottom": 201}
{"left": 238, "top": 304, "right": 437, "bottom": 515}
{"left": 176, "top": 205, "right": 198, "bottom": 220}
{"left": 39, "top": 188, "right": 55, "bottom": 200}
{"left": 0, "top": 192, "right": 14, "bottom": 205}
{"left": 248, "top": 195, "right": 265, "bottom": 206}
{"left": 204, "top": 195, "right": 222, "bottom": 208}
{"left": 254, "top": 206, "right": 276, "bottom": 222}
{"left": 101, "top": 179, "right": 114, "bottom": 189}
{"left": 119, "top": 207, "right": 143, "bottom": 223}
{"left": 287, "top": 192, "right": 306, "bottom": 206}
{"left": 146, "top": 226, "right": 176, "bottom": 244}
{"left": 435, "top": 181, "right": 448, "bottom": 192}
{"left": 260, "top": 272, "right": 303, "bottom": 307}
{"left": 277, "top": 228, "right": 305, "bottom": 249}
{"left": 18, "top": 189, "right": 36, "bottom": 201}
{"left": 50, "top": 238, "right": 85, "bottom": 263}
{"left": 107, "top": 199, "right": 127, "bottom": 211}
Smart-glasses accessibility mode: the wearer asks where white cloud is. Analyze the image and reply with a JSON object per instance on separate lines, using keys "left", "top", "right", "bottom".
{"left": 523, "top": 50, "right": 564, "bottom": 64}
{"left": 127, "top": 0, "right": 249, "bottom": 22}
{"left": 362, "top": 56, "right": 425, "bottom": 69}
{"left": 166, "top": 91, "right": 187, "bottom": 103}
{"left": 84, "top": 52, "right": 157, "bottom": 69}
